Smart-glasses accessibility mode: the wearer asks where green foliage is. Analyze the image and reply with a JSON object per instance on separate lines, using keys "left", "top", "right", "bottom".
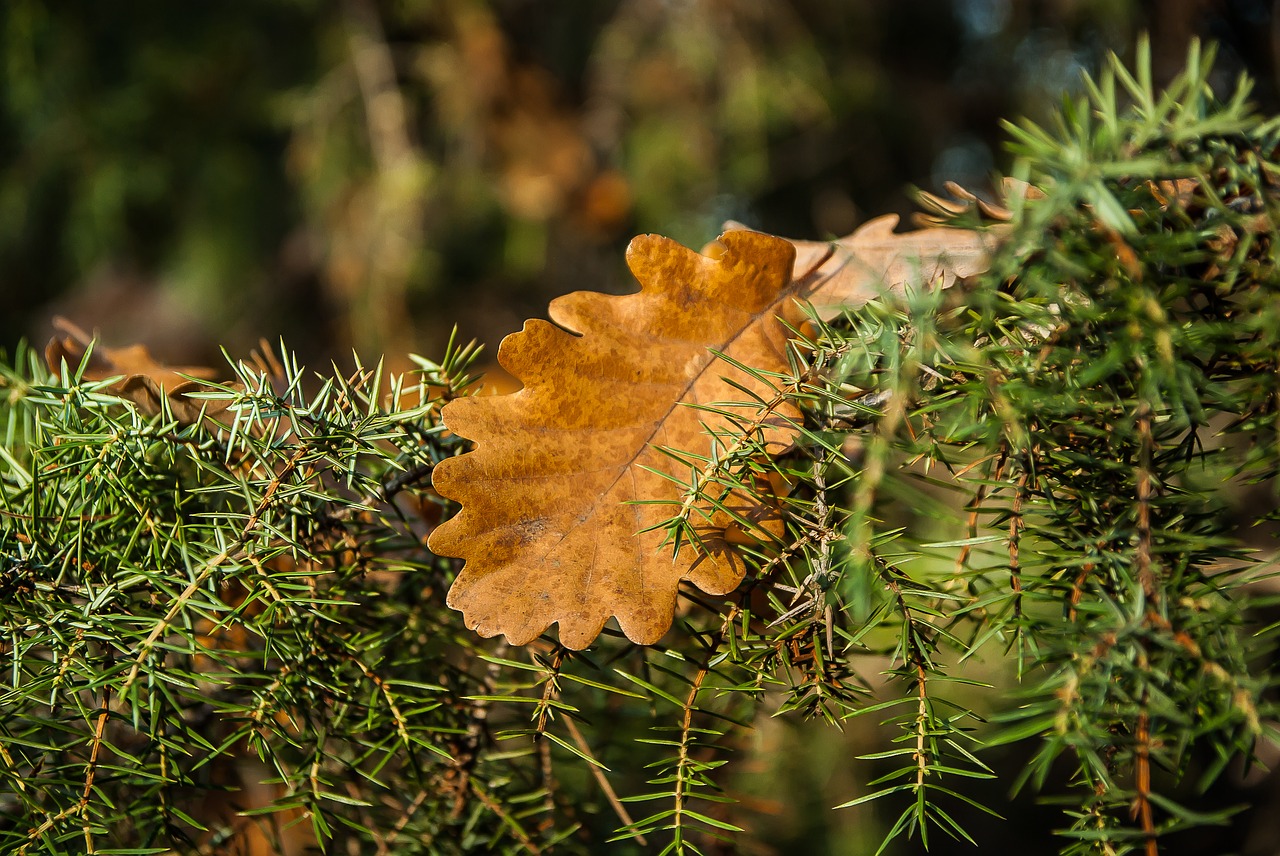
{"left": 806, "top": 38, "right": 1277, "bottom": 852}
{"left": 662, "top": 37, "right": 1280, "bottom": 852}
{"left": 3, "top": 39, "right": 1280, "bottom": 856}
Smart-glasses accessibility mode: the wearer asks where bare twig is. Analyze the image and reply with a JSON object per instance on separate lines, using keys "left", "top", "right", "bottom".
{"left": 470, "top": 779, "right": 543, "bottom": 854}
{"left": 1133, "top": 705, "right": 1158, "bottom": 856}
{"left": 562, "top": 716, "right": 647, "bottom": 846}
{"left": 1135, "top": 410, "right": 1159, "bottom": 603}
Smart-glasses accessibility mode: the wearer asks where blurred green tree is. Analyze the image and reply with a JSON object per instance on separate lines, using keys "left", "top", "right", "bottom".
{"left": 5, "top": 1, "right": 1274, "bottom": 368}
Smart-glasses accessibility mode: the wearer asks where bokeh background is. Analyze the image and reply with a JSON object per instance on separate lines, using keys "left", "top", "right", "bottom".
{"left": 4, "top": 1, "right": 1280, "bottom": 853}
{"left": 4, "top": 0, "right": 1277, "bottom": 370}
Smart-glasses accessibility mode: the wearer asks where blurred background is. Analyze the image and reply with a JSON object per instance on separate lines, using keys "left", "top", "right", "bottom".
{"left": 3, "top": 0, "right": 1277, "bottom": 372}
{"left": 4, "top": 1, "right": 1280, "bottom": 853}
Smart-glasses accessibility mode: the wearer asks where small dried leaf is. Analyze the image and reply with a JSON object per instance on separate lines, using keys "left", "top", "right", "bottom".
{"left": 45, "top": 317, "right": 225, "bottom": 422}
{"left": 1146, "top": 178, "right": 1199, "bottom": 210}
{"left": 792, "top": 215, "right": 997, "bottom": 317}
{"left": 727, "top": 215, "right": 1001, "bottom": 318}
{"left": 47, "top": 317, "right": 217, "bottom": 386}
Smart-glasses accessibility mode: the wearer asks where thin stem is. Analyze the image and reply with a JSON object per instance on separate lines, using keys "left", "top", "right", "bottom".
{"left": 562, "top": 716, "right": 647, "bottom": 846}
{"left": 1135, "top": 410, "right": 1158, "bottom": 603}
{"left": 674, "top": 661, "right": 712, "bottom": 836}
{"left": 1134, "top": 705, "right": 1158, "bottom": 856}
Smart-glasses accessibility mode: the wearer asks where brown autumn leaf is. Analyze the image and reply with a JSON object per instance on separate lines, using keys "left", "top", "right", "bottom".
{"left": 431, "top": 216, "right": 1002, "bottom": 649}
{"left": 728, "top": 182, "right": 1017, "bottom": 318}
{"left": 40, "top": 317, "right": 300, "bottom": 426}
{"left": 46, "top": 316, "right": 218, "bottom": 387}
{"left": 777, "top": 215, "right": 997, "bottom": 320}
{"left": 45, "top": 317, "right": 227, "bottom": 422}
{"left": 430, "top": 230, "right": 802, "bottom": 648}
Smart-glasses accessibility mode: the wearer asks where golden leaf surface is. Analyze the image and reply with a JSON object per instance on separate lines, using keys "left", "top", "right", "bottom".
{"left": 431, "top": 219, "right": 1000, "bottom": 648}
{"left": 430, "top": 230, "right": 802, "bottom": 648}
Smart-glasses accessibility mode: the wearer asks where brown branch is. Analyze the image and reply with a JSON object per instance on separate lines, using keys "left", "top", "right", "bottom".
{"left": 344, "top": 650, "right": 412, "bottom": 750}
{"left": 1135, "top": 411, "right": 1159, "bottom": 602}
{"left": 666, "top": 613, "right": 743, "bottom": 843}
{"left": 80, "top": 682, "right": 111, "bottom": 853}
{"left": 20, "top": 803, "right": 85, "bottom": 855}
{"left": 448, "top": 642, "right": 507, "bottom": 818}
{"left": 528, "top": 646, "right": 568, "bottom": 828}
{"left": 375, "top": 788, "right": 430, "bottom": 856}
{"left": 1133, "top": 707, "right": 1158, "bottom": 856}
{"left": 470, "top": 779, "right": 543, "bottom": 854}
{"left": 539, "top": 737, "right": 555, "bottom": 828}
{"left": 812, "top": 451, "right": 833, "bottom": 579}
{"left": 1008, "top": 471, "right": 1028, "bottom": 623}
{"left": 20, "top": 682, "right": 112, "bottom": 855}
{"left": 675, "top": 660, "right": 713, "bottom": 835}
{"left": 562, "top": 716, "right": 647, "bottom": 846}
{"left": 20, "top": 432, "right": 304, "bottom": 854}
{"left": 954, "top": 448, "right": 1008, "bottom": 577}
{"left": 872, "top": 554, "right": 934, "bottom": 790}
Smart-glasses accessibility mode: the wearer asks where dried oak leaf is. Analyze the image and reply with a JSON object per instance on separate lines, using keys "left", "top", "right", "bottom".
{"left": 431, "top": 220, "right": 999, "bottom": 649}
{"left": 725, "top": 216, "right": 997, "bottom": 321}
{"left": 430, "top": 231, "right": 802, "bottom": 648}
{"left": 45, "top": 317, "right": 227, "bottom": 422}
